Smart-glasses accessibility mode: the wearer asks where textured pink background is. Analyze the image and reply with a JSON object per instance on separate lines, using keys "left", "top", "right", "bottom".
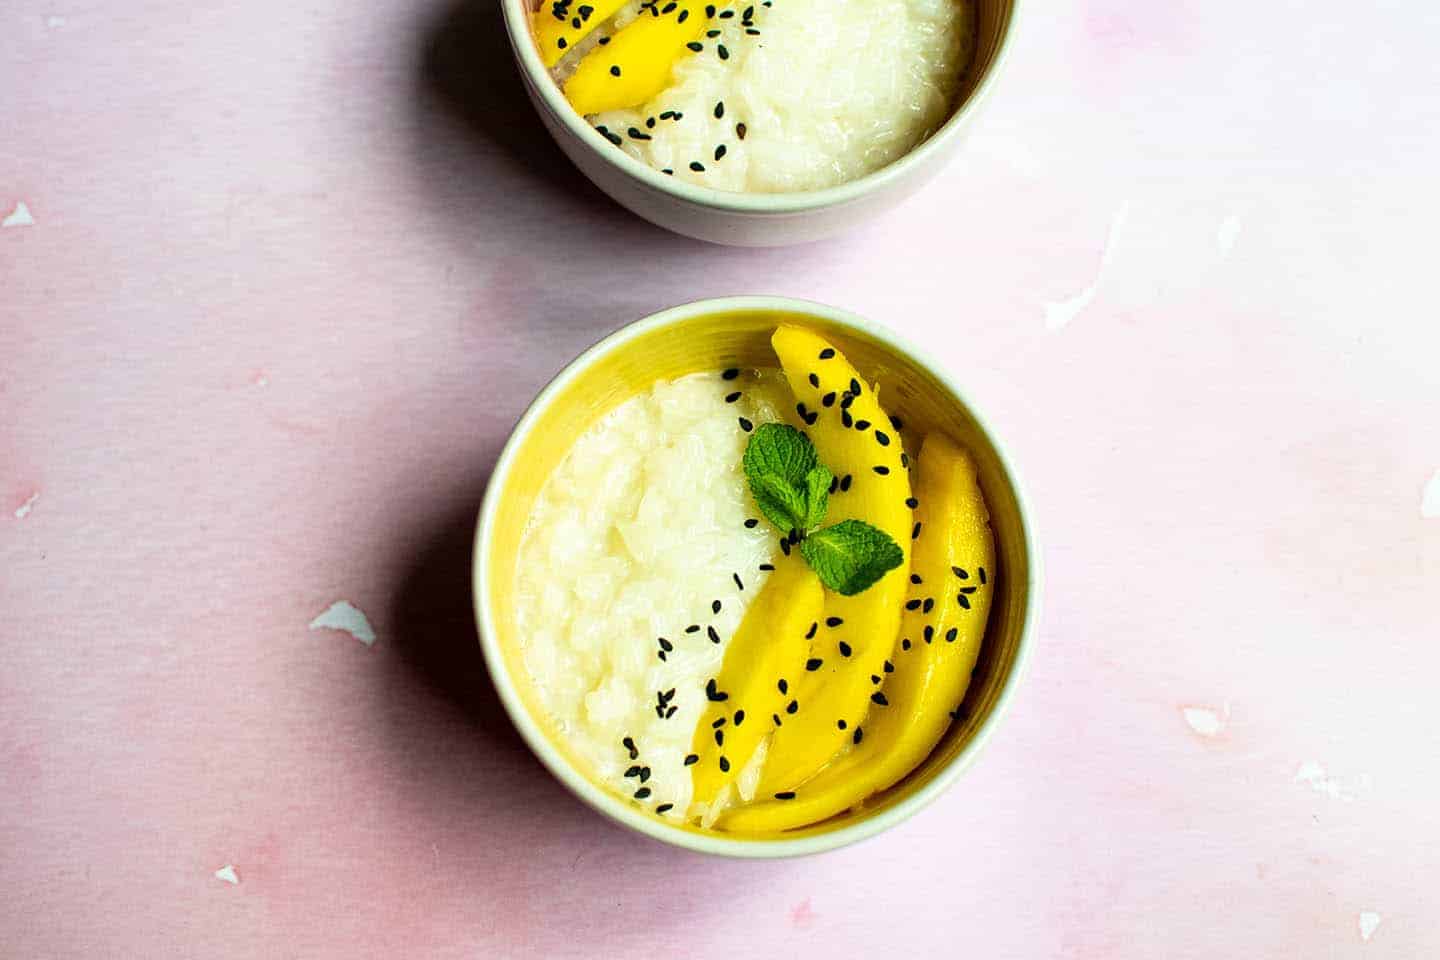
{"left": 4, "top": 0, "right": 1439, "bottom": 956}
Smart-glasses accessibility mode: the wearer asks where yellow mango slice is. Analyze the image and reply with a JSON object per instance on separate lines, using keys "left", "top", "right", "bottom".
{"left": 688, "top": 555, "right": 823, "bottom": 809}
{"left": 755, "top": 326, "right": 914, "bottom": 795}
{"left": 724, "top": 433, "right": 996, "bottom": 832}
{"left": 563, "top": 2, "right": 709, "bottom": 115}
{"left": 534, "top": 0, "right": 631, "bottom": 68}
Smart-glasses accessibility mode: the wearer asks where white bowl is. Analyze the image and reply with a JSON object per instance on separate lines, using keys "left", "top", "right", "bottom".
{"left": 499, "top": 1, "right": 1021, "bottom": 246}
{"left": 473, "top": 296, "right": 1040, "bottom": 856}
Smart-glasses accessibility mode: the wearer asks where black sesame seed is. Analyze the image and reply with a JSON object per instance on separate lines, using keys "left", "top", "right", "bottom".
{"left": 625, "top": 765, "right": 641, "bottom": 778}
{"left": 853, "top": 727, "right": 864, "bottom": 745}
{"left": 712, "top": 599, "right": 722, "bottom": 614}
{"left": 821, "top": 391, "right": 836, "bottom": 407}
{"left": 706, "top": 28, "right": 721, "bottom": 37}
{"left": 855, "top": 419, "right": 871, "bottom": 431}
{"left": 712, "top": 716, "right": 726, "bottom": 728}
{"left": 837, "top": 719, "right": 847, "bottom": 730}
{"left": 958, "top": 594, "right": 972, "bottom": 610}
{"left": 686, "top": 41, "right": 703, "bottom": 51}
{"left": 838, "top": 641, "right": 852, "bottom": 657}
{"left": 773, "top": 713, "right": 782, "bottom": 726}
{"left": 774, "top": 791, "right": 796, "bottom": 800}
{"left": 634, "top": 786, "right": 652, "bottom": 799}
{"left": 660, "top": 1, "right": 675, "bottom": 11}
{"left": 901, "top": 453, "right": 910, "bottom": 468}
{"left": 946, "top": 627, "right": 959, "bottom": 642}
{"left": 906, "top": 599, "right": 921, "bottom": 611}
{"left": 953, "top": 566, "right": 969, "bottom": 579}
{"left": 719, "top": 8, "right": 734, "bottom": 16}
{"left": 714, "top": 729, "right": 724, "bottom": 746}
{"left": 805, "top": 658, "right": 823, "bottom": 671}
{"left": 678, "top": 7, "right": 689, "bottom": 20}
{"left": 805, "top": 621, "right": 818, "bottom": 640}
{"left": 733, "top": 572, "right": 745, "bottom": 590}
{"left": 662, "top": 168, "right": 674, "bottom": 175}
{"left": 979, "top": 566, "right": 988, "bottom": 585}
{"left": 714, "top": 144, "right": 727, "bottom": 161}
{"left": 646, "top": 116, "right": 656, "bottom": 129}
{"left": 719, "top": 756, "right": 730, "bottom": 772}
{"left": 690, "top": 160, "right": 706, "bottom": 172}
{"left": 910, "top": 573, "right": 922, "bottom": 584}
{"left": 780, "top": 538, "right": 791, "bottom": 556}
{"left": 759, "top": 563, "right": 774, "bottom": 571}
{"left": 745, "top": 27, "right": 760, "bottom": 34}
{"left": 623, "top": 736, "right": 638, "bottom": 759}
{"left": 804, "top": 411, "right": 818, "bottom": 426}
{"left": 875, "top": 430, "right": 891, "bottom": 446}
{"left": 819, "top": 348, "right": 836, "bottom": 359}
{"left": 883, "top": 660, "right": 894, "bottom": 673}
{"left": 725, "top": 390, "right": 741, "bottom": 403}
{"left": 658, "top": 637, "right": 673, "bottom": 651}
{"left": 706, "top": 679, "right": 728, "bottom": 701}
{"left": 923, "top": 597, "right": 935, "bottom": 614}
{"left": 684, "top": 753, "right": 699, "bottom": 766}
{"left": 874, "top": 465, "right": 890, "bottom": 475}
{"left": 840, "top": 411, "right": 853, "bottom": 428}
{"left": 826, "top": 616, "right": 844, "bottom": 628}
{"left": 714, "top": 101, "right": 725, "bottom": 119}
{"left": 628, "top": 127, "right": 651, "bottom": 141}
{"left": 598, "top": 35, "right": 610, "bottom": 44}
{"left": 871, "top": 691, "right": 888, "bottom": 707}
{"left": 657, "top": 651, "right": 667, "bottom": 661}
{"left": 686, "top": 624, "right": 701, "bottom": 633}
{"left": 786, "top": 699, "right": 799, "bottom": 714}
{"left": 707, "top": 625, "right": 720, "bottom": 644}
{"left": 639, "top": 766, "right": 651, "bottom": 782}
{"left": 960, "top": 586, "right": 977, "bottom": 594}
{"left": 610, "top": 64, "right": 621, "bottom": 76}
{"left": 924, "top": 625, "right": 935, "bottom": 643}
{"left": 840, "top": 393, "right": 854, "bottom": 410}
{"left": 778, "top": 678, "right": 788, "bottom": 694}
{"left": 744, "top": 518, "right": 758, "bottom": 529}
{"left": 656, "top": 802, "right": 674, "bottom": 813}
{"left": 902, "top": 638, "right": 912, "bottom": 650}
{"left": 557, "top": 37, "right": 568, "bottom": 48}
{"left": 828, "top": 475, "right": 839, "bottom": 495}
{"left": 705, "top": 3, "right": 715, "bottom": 14}
{"left": 849, "top": 378, "right": 861, "bottom": 395}
{"left": 572, "top": 16, "right": 582, "bottom": 27}
{"left": 734, "top": 710, "right": 746, "bottom": 726}
{"left": 840, "top": 474, "right": 852, "bottom": 492}
{"left": 717, "top": 43, "right": 729, "bottom": 59}
{"left": 907, "top": 497, "right": 919, "bottom": 509}
{"left": 743, "top": 5, "right": 754, "bottom": 18}
{"left": 870, "top": 674, "right": 881, "bottom": 684}
{"left": 807, "top": 373, "right": 820, "bottom": 388}
{"left": 912, "top": 522, "right": 922, "bottom": 540}
{"left": 738, "top": 416, "right": 753, "bottom": 431}
{"left": 736, "top": 122, "right": 747, "bottom": 139}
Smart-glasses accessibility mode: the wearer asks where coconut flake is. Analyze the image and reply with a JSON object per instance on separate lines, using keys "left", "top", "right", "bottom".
{"left": 308, "top": 600, "right": 376, "bottom": 646}
{"left": 1358, "top": 911, "right": 1382, "bottom": 942}
{"left": 214, "top": 864, "right": 239, "bottom": 885}
{"left": 2, "top": 201, "right": 34, "bottom": 228}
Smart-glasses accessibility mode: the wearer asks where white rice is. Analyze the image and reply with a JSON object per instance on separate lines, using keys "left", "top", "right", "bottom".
{"left": 555, "top": 0, "right": 974, "bottom": 192}
{"left": 513, "top": 370, "right": 791, "bottom": 819}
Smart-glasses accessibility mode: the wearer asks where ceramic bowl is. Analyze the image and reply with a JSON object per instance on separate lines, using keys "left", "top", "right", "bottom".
{"left": 473, "top": 296, "right": 1039, "bottom": 857}
{"left": 499, "top": 0, "right": 1020, "bottom": 246}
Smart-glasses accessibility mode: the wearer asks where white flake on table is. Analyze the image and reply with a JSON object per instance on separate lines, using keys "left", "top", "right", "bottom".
{"left": 1181, "top": 703, "right": 1228, "bottom": 737}
{"left": 309, "top": 600, "right": 377, "bottom": 646}
{"left": 1294, "top": 760, "right": 1369, "bottom": 801}
{"left": 1421, "top": 468, "right": 1440, "bottom": 518}
{"left": 1044, "top": 202, "right": 1130, "bottom": 331}
{"left": 1358, "top": 910, "right": 1382, "bottom": 942}
{"left": 214, "top": 864, "right": 239, "bottom": 885}
{"left": 14, "top": 492, "right": 40, "bottom": 519}
{"left": 1216, "top": 215, "right": 1242, "bottom": 258}
{"left": 47, "top": 15, "right": 67, "bottom": 27}
{"left": 2, "top": 201, "right": 35, "bottom": 228}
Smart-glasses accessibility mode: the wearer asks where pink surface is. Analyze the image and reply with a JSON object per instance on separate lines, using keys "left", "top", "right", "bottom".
{"left": 3, "top": 1, "right": 1439, "bottom": 956}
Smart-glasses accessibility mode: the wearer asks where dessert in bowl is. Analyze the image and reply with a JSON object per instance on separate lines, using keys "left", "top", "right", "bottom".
{"left": 475, "top": 297, "right": 1037, "bottom": 856}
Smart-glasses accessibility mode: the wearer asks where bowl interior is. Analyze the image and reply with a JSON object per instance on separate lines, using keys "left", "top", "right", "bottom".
{"left": 479, "top": 304, "right": 1034, "bottom": 848}
{"left": 503, "top": 0, "right": 1019, "bottom": 212}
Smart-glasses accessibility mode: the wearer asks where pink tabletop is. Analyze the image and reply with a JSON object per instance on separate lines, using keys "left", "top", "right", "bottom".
{"left": 4, "top": 1, "right": 1438, "bottom": 956}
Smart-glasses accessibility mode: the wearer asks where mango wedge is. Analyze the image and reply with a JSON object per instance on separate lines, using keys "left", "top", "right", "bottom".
{"left": 689, "top": 555, "right": 823, "bottom": 809}
{"left": 534, "top": 0, "right": 631, "bottom": 68}
{"left": 724, "top": 433, "right": 996, "bottom": 833}
{"left": 755, "top": 326, "right": 914, "bottom": 795}
{"left": 563, "top": 1, "right": 710, "bottom": 115}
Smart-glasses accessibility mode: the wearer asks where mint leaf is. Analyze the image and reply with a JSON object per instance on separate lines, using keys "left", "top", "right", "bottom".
{"left": 752, "top": 474, "right": 809, "bottom": 535}
{"left": 743, "top": 423, "right": 816, "bottom": 490}
{"left": 800, "top": 520, "right": 904, "bottom": 596}
{"left": 744, "top": 423, "right": 826, "bottom": 536}
{"left": 803, "top": 465, "right": 832, "bottom": 531}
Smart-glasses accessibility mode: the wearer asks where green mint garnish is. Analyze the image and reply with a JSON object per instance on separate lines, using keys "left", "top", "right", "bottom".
{"left": 800, "top": 520, "right": 905, "bottom": 596}
{"left": 743, "top": 422, "right": 903, "bottom": 595}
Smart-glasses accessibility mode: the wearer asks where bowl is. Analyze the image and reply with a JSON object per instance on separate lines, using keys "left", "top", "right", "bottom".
{"left": 473, "top": 296, "right": 1039, "bottom": 856}
{"left": 499, "top": 0, "right": 1020, "bottom": 246}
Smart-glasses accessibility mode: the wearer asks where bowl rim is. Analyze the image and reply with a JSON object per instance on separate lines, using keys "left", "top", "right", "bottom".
{"left": 499, "top": 0, "right": 1022, "bottom": 215}
{"left": 472, "top": 295, "right": 1040, "bottom": 858}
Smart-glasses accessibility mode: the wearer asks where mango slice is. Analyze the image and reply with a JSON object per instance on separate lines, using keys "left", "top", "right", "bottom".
{"left": 689, "top": 555, "right": 823, "bottom": 810}
{"left": 534, "top": 0, "right": 631, "bottom": 68}
{"left": 563, "top": 1, "right": 710, "bottom": 115}
{"left": 724, "top": 433, "right": 996, "bottom": 833}
{"left": 754, "top": 326, "right": 914, "bottom": 796}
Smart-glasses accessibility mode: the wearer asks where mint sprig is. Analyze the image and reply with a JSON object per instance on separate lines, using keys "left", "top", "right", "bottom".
{"left": 743, "top": 423, "right": 903, "bottom": 596}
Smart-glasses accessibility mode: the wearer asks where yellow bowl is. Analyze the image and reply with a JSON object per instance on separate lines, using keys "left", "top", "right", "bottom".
{"left": 473, "top": 296, "right": 1039, "bottom": 856}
